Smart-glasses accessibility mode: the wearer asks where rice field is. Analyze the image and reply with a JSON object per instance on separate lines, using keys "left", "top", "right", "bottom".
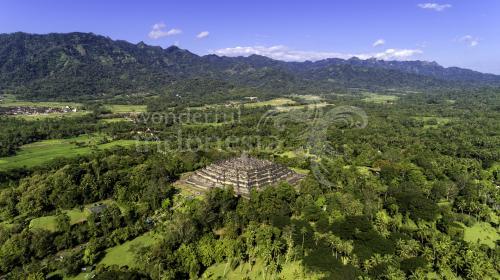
{"left": 104, "top": 104, "right": 147, "bottom": 114}
{"left": 0, "top": 135, "right": 144, "bottom": 170}
{"left": 0, "top": 96, "right": 88, "bottom": 118}
{"left": 98, "top": 117, "right": 132, "bottom": 123}
{"left": 244, "top": 98, "right": 297, "bottom": 108}
{"left": 361, "top": 93, "right": 399, "bottom": 104}
{"left": 275, "top": 102, "right": 331, "bottom": 112}
{"left": 0, "top": 99, "right": 82, "bottom": 108}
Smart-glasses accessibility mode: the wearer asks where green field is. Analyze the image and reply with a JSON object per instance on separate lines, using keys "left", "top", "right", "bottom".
{"left": 276, "top": 102, "right": 331, "bottom": 112}
{"left": 203, "top": 259, "right": 324, "bottom": 279}
{"left": 290, "top": 167, "right": 310, "bottom": 175}
{"left": 280, "top": 150, "right": 299, "bottom": 158}
{"left": 104, "top": 104, "right": 147, "bottom": 114}
{"left": 64, "top": 273, "right": 87, "bottom": 280}
{"left": 462, "top": 222, "right": 499, "bottom": 248}
{"left": 29, "top": 200, "right": 118, "bottom": 232}
{"left": 0, "top": 96, "right": 148, "bottom": 117}
{"left": 70, "top": 232, "right": 158, "bottom": 279}
{"left": 0, "top": 97, "right": 89, "bottom": 118}
{"left": 187, "top": 97, "right": 298, "bottom": 110}
{"left": 10, "top": 111, "right": 90, "bottom": 120}
{"left": 0, "top": 135, "right": 144, "bottom": 170}
{"left": 413, "top": 116, "right": 452, "bottom": 129}
{"left": 29, "top": 208, "right": 90, "bottom": 232}
{"left": 181, "top": 122, "right": 226, "bottom": 128}
{"left": 100, "top": 232, "right": 157, "bottom": 267}
{"left": 0, "top": 99, "right": 82, "bottom": 108}
{"left": 245, "top": 98, "right": 297, "bottom": 108}
{"left": 361, "top": 93, "right": 399, "bottom": 104}
{"left": 278, "top": 149, "right": 315, "bottom": 159}
{"left": 99, "top": 117, "right": 132, "bottom": 123}
{"left": 292, "top": 95, "right": 323, "bottom": 101}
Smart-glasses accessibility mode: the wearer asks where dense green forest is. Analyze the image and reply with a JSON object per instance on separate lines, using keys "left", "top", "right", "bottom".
{"left": 0, "top": 87, "right": 498, "bottom": 279}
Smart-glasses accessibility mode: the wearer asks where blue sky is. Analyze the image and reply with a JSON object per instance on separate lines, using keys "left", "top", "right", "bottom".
{"left": 1, "top": 0, "right": 499, "bottom": 73}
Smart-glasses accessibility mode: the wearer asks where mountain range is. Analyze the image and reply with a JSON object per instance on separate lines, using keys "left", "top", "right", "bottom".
{"left": 1, "top": 32, "right": 499, "bottom": 100}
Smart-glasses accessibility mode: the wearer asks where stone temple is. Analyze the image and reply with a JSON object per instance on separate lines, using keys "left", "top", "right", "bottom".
{"left": 185, "top": 154, "right": 304, "bottom": 196}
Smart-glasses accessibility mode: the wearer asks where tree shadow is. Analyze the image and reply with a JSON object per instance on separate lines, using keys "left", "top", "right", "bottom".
{"left": 290, "top": 216, "right": 407, "bottom": 279}
{"left": 290, "top": 219, "right": 359, "bottom": 279}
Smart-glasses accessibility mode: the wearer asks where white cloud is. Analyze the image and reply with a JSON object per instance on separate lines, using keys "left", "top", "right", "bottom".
{"left": 196, "top": 31, "right": 210, "bottom": 39}
{"left": 373, "top": 49, "right": 423, "bottom": 60}
{"left": 214, "top": 45, "right": 347, "bottom": 61}
{"left": 148, "top": 23, "right": 182, "bottom": 39}
{"left": 214, "top": 45, "right": 422, "bottom": 61}
{"left": 459, "top": 35, "right": 479, "bottom": 47}
{"left": 372, "top": 39, "right": 385, "bottom": 47}
{"left": 418, "top": 3, "right": 452, "bottom": 11}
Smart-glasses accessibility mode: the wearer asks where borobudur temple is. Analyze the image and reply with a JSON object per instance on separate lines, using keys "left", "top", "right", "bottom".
{"left": 185, "top": 154, "right": 304, "bottom": 196}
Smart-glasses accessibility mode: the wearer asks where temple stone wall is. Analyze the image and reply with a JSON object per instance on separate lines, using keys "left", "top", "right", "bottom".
{"left": 185, "top": 155, "right": 304, "bottom": 196}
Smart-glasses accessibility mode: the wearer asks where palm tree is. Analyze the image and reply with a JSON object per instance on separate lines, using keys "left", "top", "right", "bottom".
{"left": 340, "top": 256, "right": 350, "bottom": 266}
{"left": 300, "top": 226, "right": 307, "bottom": 251}
{"left": 326, "top": 234, "right": 341, "bottom": 259}
{"left": 455, "top": 199, "right": 466, "bottom": 214}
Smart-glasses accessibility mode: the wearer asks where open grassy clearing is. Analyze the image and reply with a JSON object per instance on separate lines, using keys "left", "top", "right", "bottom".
{"left": 99, "top": 232, "right": 158, "bottom": 267}
{"left": 181, "top": 122, "right": 226, "bottom": 128}
{"left": 0, "top": 135, "right": 144, "bottom": 170}
{"left": 70, "top": 232, "right": 159, "bottom": 279}
{"left": 29, "top": 208, "right": 90, "bottom": 232}
{"left": 413, "top": 116, "right": 452, "bottom": 123}
{"left": 290, "top": 167, "right": 310, "bottom": 175}
{"left": 64, "top": 273, "right": 87, "bottom": 280}
{"left": 278, "top": 149, "right": 314, "bottom": 159}
{"left": 244, "top": 98, "right": 297, "bottom": 108}
{"left": 292, "top": 94, "right": 323, "bottom": 101}
{"left": 173, "top": 173, "right": 209, "bottom": 198}
{"left": 9, "top": 111, "right": 90, "bottom": 120}
{"left": 0, "top": 99, "right": 82, "bottom": 108}
{"left": 0, "top": 94, "right": 16, "bottom": 103}
{"left": 280, "top": 150, "right": 300, "bottom": 158}
{"left": 275, "top": 102, "right": 331, "bottom": 112}
{"left": 342, "top": 165, "right": 379, "bottom": 176}
{"left": 187, "top": 103, "right": 231, "bottom": 110}
{"left": 361, "top": 93, "right": 399, "bottom": 104}
{"left": 104, "top": 104, "right": 147, "bottom": 114}
{"left": 188, "top": 97, "right": 325, "bottom": 111}
{"left": 461, "top": 222, "right": 499, "bottom": 248}
{"left": 0, "top": 221, "right": 14, "bottom": 229}
{"left": 28, "top": 199, "right": 120, "bottom": 232}
{"left": 277, "top": 149, "right": 320, "bottom": 161}
{"left": 188, "top": 98, "right": 297, "bottom": 110}
{"left": 98, "top": 117, "right": 132, "bottom": 123}
{"left": 0, "top": 96, "right": 89, "bottom": 118}
{"left": 413, "top": 116, "right": 453, "bottom": 128}
{"left": 203, "top": 259, "right": 324, "bottom": 279}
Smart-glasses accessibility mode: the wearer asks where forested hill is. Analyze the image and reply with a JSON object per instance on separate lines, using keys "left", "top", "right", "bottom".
{"left": 1, "top": 32, "right": 500, "bottom": 100}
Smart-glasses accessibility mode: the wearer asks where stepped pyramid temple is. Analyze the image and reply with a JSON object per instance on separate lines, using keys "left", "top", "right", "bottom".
{"left": 185, "top": 154, "right": 304, "bottom": 196}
